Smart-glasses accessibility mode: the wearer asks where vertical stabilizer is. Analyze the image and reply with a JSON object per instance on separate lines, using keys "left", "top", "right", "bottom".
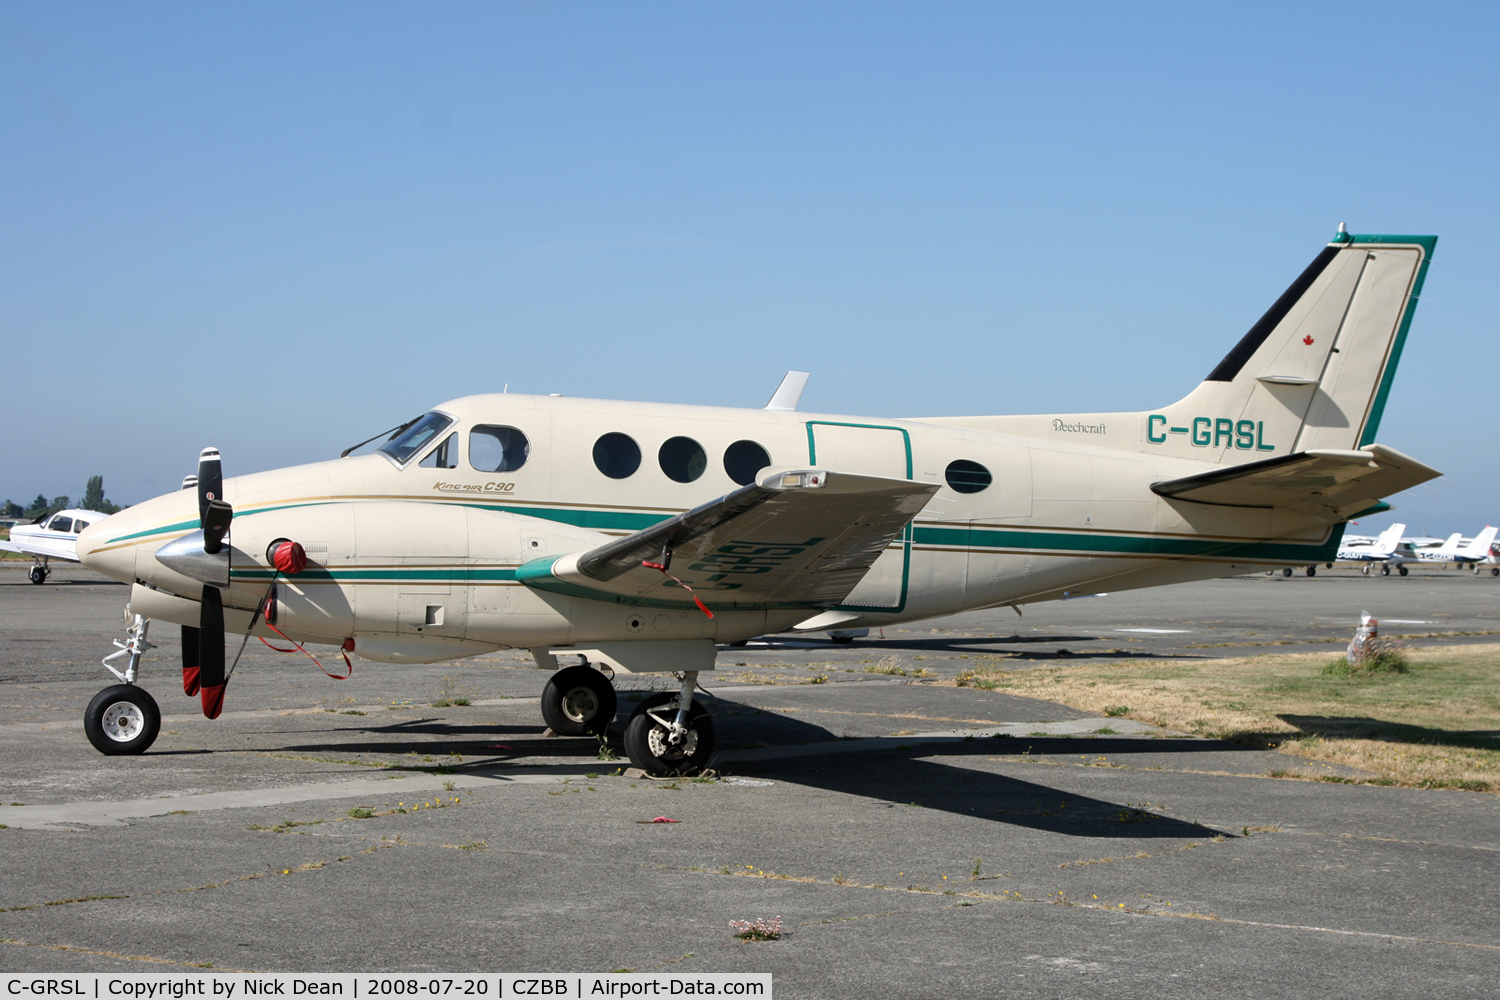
{"left": 1143, "top": 231, "right": 1435, "bottom": 465}
{"left": 1463, "top": 526, "right": 1499, "bottom": 559}
{"left": 1374, "top": 523, "right": 1406, "bottom": 557}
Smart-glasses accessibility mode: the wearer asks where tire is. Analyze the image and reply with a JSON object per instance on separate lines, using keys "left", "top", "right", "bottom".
{"left": 29, "top": 566, "right": 46, "bottom": 585}
{"left": 1381, "top": 565, "right": 1390, "bottom": 576}
{"left": 623, "top": 692, "right": 715, "bottom": 777}
{"left": 84, "top": 685, "right": 160, "bottom": 755}
{"left": 1398, "top": 565, "right": 1408, "bottom": 576}
{"left": 1283, "top": 568, "right": 1293, "bottom": 577}
{"left": 1306, "top": 566, "right": 1316, "bottom": 577}
{"left": 1492, "top": 568, "right": 1498, "bottom": 577}
{"left": 540, "top": 665, "right": 617, "bottom": 737}
{"left": 1326, "top": 563, "right": 1334, "bottom": 569}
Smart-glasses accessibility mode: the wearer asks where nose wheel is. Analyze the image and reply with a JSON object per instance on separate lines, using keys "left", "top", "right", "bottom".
{"left": 84, "top": 684, "right": 160, "bottom": 755}
{"left": 29, "top": 562, "right": 49, "bottom": 585}
{"left": 540, "top": 664, "right": 618, "bottom": 737}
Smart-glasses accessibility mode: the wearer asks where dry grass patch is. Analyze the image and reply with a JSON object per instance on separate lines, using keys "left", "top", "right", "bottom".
{"left": 950, "top": 643, "right": 1500, "bottom": 791}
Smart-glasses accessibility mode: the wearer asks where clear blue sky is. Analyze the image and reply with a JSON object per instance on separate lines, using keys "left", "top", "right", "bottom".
{"left": 3, "top": 1, "right": 1495, "bottom": 537}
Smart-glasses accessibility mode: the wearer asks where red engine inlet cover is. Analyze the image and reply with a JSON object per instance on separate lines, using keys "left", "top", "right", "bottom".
{"left": 269, "top": 540, "right": 308, "bottom": 575}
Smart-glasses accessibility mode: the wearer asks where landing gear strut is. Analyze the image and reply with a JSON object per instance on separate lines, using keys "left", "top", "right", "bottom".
{"left": 623, "top": 672, "right": 715, "bottom": 776}
{"left": 85, "top": 614, "right": 161, "bottom": 756}
{"left": 541, "top": 663, "right": 618, "bottom": 737}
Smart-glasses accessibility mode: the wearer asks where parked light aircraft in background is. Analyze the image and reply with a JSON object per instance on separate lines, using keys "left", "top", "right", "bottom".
{"left": 1334, "top": 522, "right": 1413, "bottom": 575}
{"left": 1410, "top": 526, "right": 1500, "bottom": 571}
{"left": 75, "top": 228, "right": 1442, "bottom": 774}
{"left": 1, "top": 509, "right": 111, "bottom": 584}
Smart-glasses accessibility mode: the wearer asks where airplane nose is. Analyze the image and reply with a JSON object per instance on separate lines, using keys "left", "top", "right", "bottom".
{"left": 78, "top": 512, "right": 137, "bottom": 584}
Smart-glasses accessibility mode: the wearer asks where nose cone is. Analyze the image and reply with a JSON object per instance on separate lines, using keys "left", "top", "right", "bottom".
{"left": 77, "top": 510, "right": 138, "bottom": 584}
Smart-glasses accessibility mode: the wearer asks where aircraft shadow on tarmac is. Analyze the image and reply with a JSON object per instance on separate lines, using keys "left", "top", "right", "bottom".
{"left": 741, "top": 750, "right": 1220, "bottom": 839}
{"left": 260, "top": 699, "right": 1232, "bottom": 839}
{"left": 1278, "top": 714, "right": 1500, "bottom": 751}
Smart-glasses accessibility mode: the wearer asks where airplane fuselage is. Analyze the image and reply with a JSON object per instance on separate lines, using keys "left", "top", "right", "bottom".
{"left": 80, "top": 393, "right": 1345, "bottom": 664}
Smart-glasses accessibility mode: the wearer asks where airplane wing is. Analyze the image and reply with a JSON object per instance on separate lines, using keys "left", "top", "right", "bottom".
{"left": 517, "top": 468, "right": 939, "bottom": 610}
{"left": 0, "top": 540, "right": 23, "bottom": 555}
{"left": 1151, "top": 444, "right": 1441, "bottom": 521}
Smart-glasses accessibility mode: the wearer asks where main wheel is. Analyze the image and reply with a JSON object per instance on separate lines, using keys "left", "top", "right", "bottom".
{"left": 1381, "top": 565, "right": 1391, "bottom": 576}
{"left": 623, "top": 692, "right": 715, "bottom": 777}
{"left": 1398, "top": 565, "right": 1409, "bottom": 576}
{"left": 540, "top": 665, "right": 617, "bottom": 737}
{"left": 29, "top": 566, "right": 47, "bottom": 585}
{"left": 1362, "top": 566, "right": 1371, "bottom": 575}
{"left": 1491, "top": 568, "right": 1498, "bottom": 577}
{"left": 84, "top": 685, "right": 160, "bottom": 755}
{"left": 1306, "top": 566, "right": 1317, "bottom": 577}
{"left": 1282, "top": 568, "right": 1293, "bottom": 577}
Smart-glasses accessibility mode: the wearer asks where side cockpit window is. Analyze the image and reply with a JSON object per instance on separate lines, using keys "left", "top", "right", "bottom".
{"left": 470, "top": 425, "right": 529, "bottom": 473}
{"left": 50, "top": 515, "right": 73, "bottom": 533}
{"left": 378, "top": 412, "right": 455, "bottom": 466}
{"left": 73, "top": 520, "right": 89, "bottom": 533}
{"left": 418, "top": 433, "right": 458, "bottom": 469}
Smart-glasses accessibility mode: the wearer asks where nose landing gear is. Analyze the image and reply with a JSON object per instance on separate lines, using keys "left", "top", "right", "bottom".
{"left": 84, "top": 614, "right": 161, "bottom": 755}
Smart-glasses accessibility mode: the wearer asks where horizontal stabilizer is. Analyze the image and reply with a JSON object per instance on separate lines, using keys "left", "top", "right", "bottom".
{"left": 1151, "top": 444, "right": 1440, "bottom": 520}
{"left": 519, "top": 469, "right": 937, "bottom": 610}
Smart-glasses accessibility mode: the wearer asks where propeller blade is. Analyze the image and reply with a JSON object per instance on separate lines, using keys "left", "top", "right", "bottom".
{"left": 202, "top": 500, "right": 233, "bottom": 554}
{"left": 197, "top": 448, "right": 222, "bottom": 525}
{"left": 198, "top": 586, "right": 226, "bottom": 719}
{"left": 181, "top": 625, "right": 201, "bottom": 697}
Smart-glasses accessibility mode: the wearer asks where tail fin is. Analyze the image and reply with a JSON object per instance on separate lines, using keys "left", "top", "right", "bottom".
{"left": 1374, "top": 523, "right": 1406, "bottom": 556}
{"left": 1464, "top": 526, "right": 1498, "bottom": 559}
{"left": 1146, "top": 230, "right": 1435, "bottom": 464}
{"left": 1437, "top": 532, "right": 1464, "bottom": 556}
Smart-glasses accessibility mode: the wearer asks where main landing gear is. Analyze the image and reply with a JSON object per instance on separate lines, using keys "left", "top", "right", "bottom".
{"left": 539, "top": 662, "right": 715, "bottom": 776}
{"left": 84, "top": 614, "right": 161, "bottom": 755}
{"left": 540, "top": 664, "right": 617, "bottom": 737}
{"left": 623, "top": 678, "right": 715, "bottom": 777}
{"left": 28, "top": 557, "right": 50, "bottom": 585}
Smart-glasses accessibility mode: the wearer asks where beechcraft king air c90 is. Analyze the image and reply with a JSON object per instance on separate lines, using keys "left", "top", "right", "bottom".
{"left": 76, "top": 228, "right": 1442, "bottom": 774}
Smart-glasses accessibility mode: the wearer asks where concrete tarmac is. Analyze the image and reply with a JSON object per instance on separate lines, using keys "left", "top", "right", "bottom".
{"left": 3, "top": 563, "right": 1500, "bottom": 996}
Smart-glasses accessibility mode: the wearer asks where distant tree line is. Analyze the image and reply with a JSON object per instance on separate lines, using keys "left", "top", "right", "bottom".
{"left": 3, "top": 476, "right": 125, "bottom": 521}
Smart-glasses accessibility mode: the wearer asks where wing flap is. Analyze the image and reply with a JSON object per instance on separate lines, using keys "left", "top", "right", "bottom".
{"left": 519, "top": 468, "right": 938, "bottom": 610}
{"left": 1151, "top": 444, "right": 1441, "bottom": 519}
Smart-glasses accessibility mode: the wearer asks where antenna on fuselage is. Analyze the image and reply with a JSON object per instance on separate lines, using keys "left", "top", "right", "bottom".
{"left": 765, "top": 371, "right": 810, "bottom": 411}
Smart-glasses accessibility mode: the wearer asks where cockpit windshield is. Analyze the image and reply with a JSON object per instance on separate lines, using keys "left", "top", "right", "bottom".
{"left": 378, "top": 412, "right": 455, "bottom": 466}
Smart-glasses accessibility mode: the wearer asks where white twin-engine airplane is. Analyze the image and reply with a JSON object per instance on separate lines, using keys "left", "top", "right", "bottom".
{"left": 1, "top": 508, "right": 112, "bottom": 584}
{"left": 76, "top": 228, "right": 1442, "bottom": 774}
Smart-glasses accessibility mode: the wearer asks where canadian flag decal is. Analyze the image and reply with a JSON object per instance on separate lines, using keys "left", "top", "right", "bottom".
{"left": 1303, "top": 335, "right": 1315, "bottom": 346}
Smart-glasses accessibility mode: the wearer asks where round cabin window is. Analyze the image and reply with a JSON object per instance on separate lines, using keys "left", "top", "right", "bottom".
{"left": 593, "top": 432, "right": 642, "bottom": 479}
{"left": 945, "top": 459, "right": 992, "bottom": 494}
{"left": 658, "top": 436, "right": 707, "bottom": 483}
{"left": 469, "top": 425, "right": 529, "bottom": 473}
{"left": 723, "top": 440, "right": 771, "bottom": 486}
